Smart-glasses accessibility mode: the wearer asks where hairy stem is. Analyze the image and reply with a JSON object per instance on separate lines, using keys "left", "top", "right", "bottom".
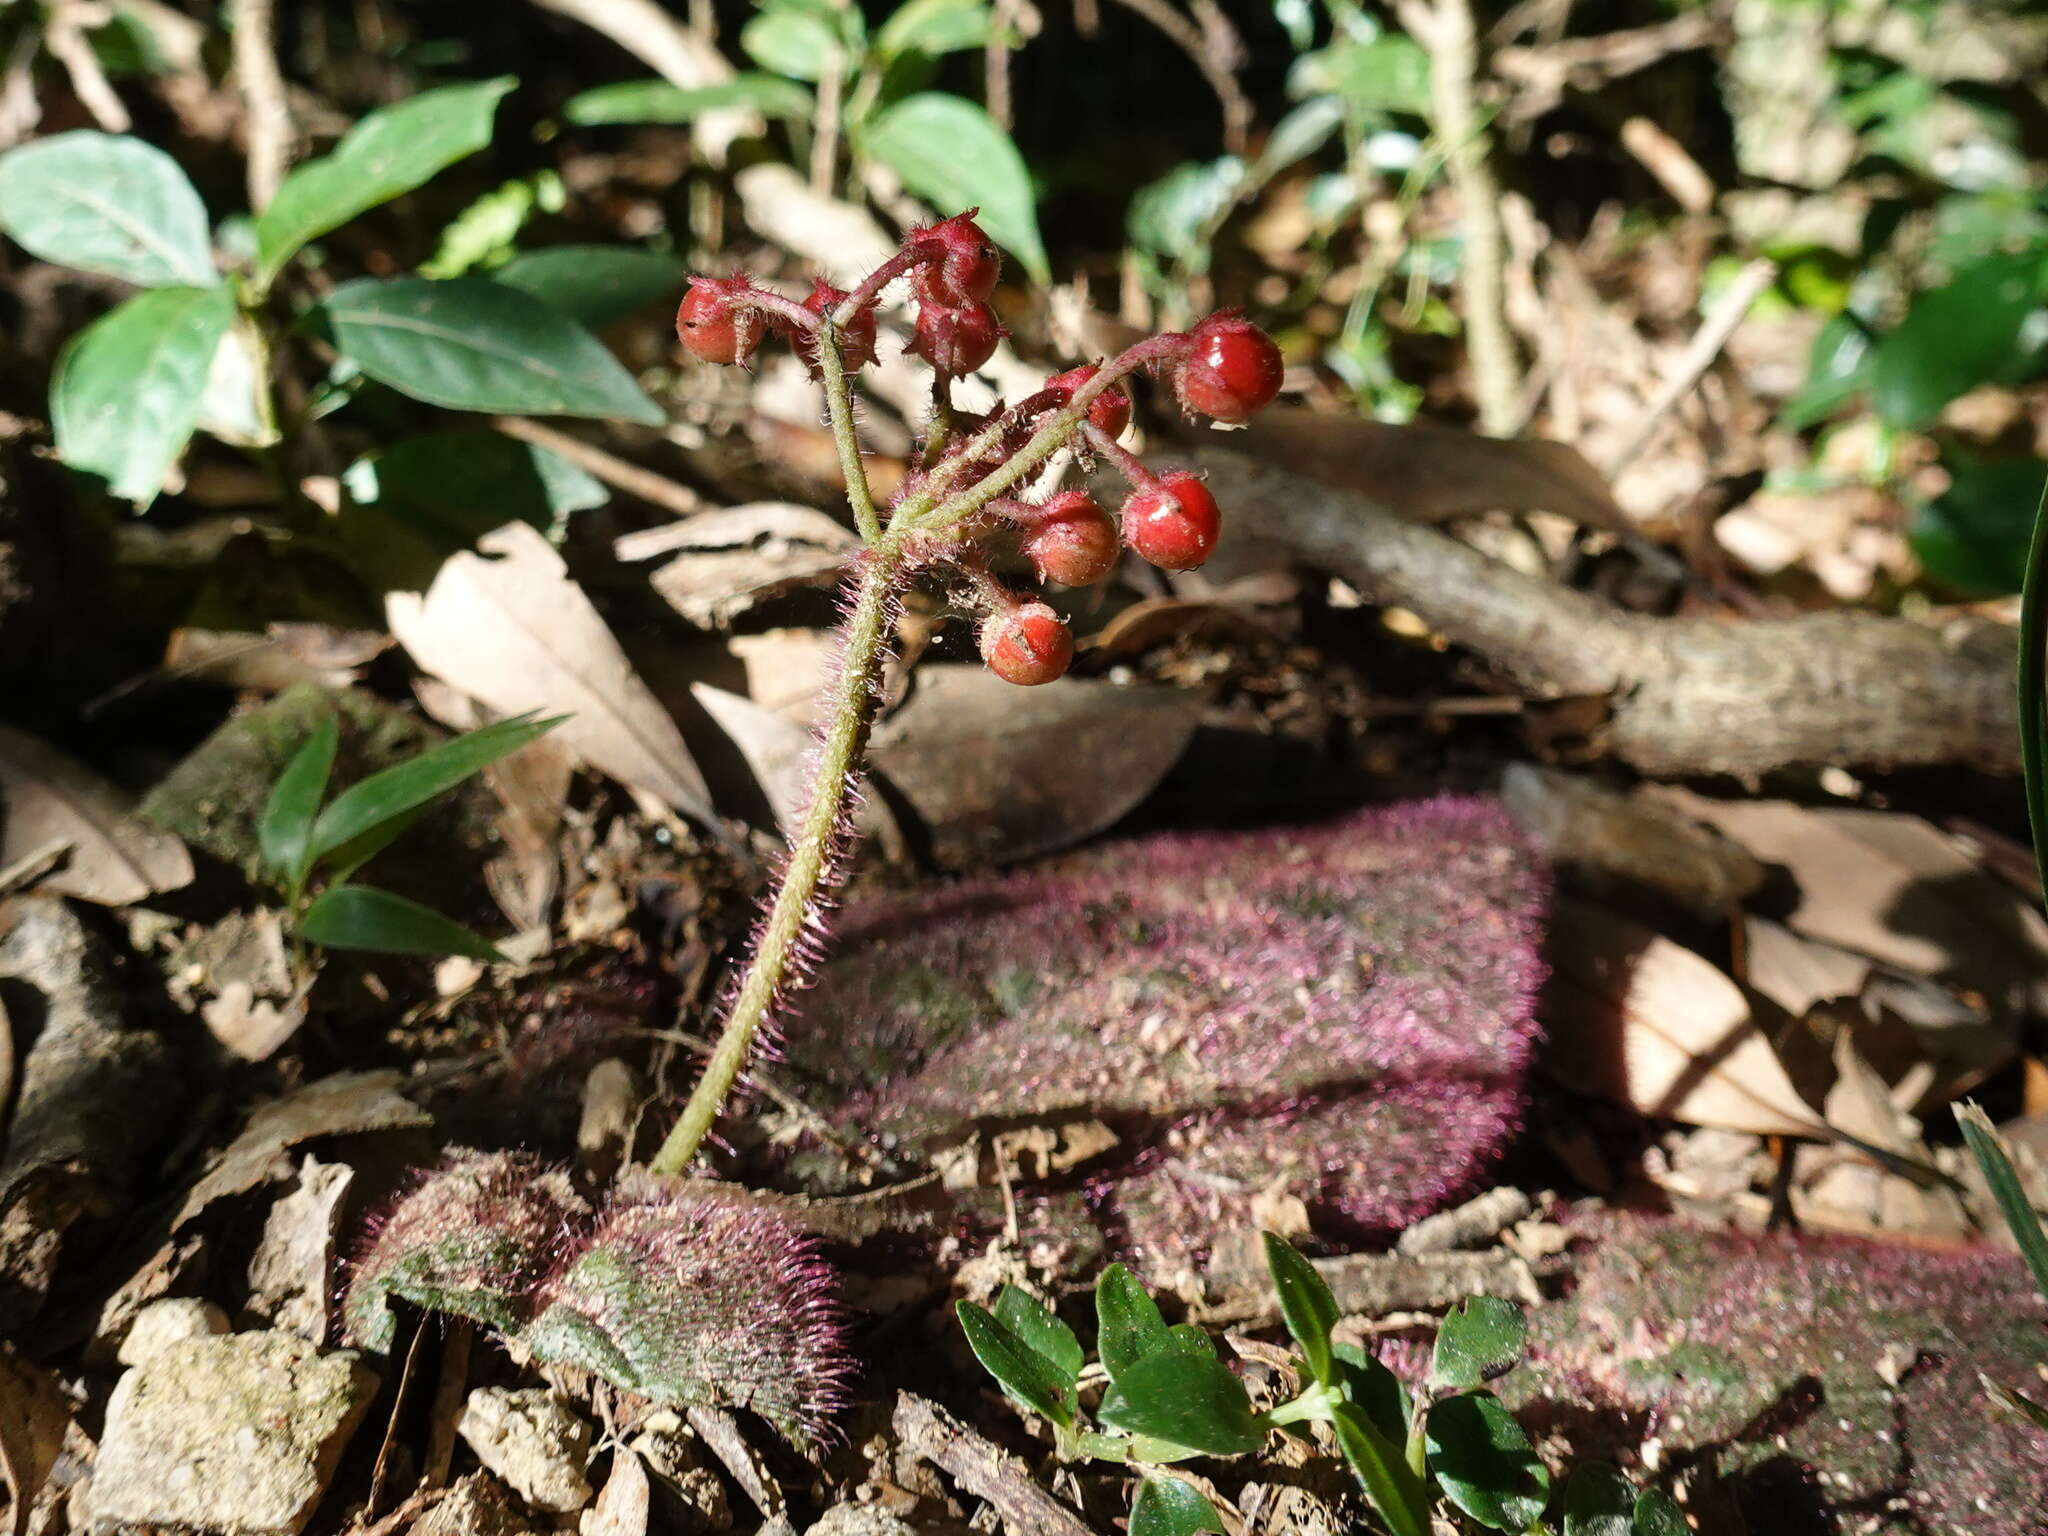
{"left": 817, "top": 322, "right": 883, "bottom": 542}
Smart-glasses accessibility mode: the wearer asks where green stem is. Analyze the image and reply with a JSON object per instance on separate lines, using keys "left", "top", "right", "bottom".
{"left": 817, "top": 320, "right": 883, "bottom": 543}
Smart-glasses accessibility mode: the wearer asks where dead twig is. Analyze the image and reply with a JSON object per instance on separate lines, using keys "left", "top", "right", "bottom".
{"left": 528, "top": 0, "right": 756, "bottom": 160}
{"left": 1105, "top": 0, "right": 1250, "bottom": 154}
{"left": 227, "top": 0, "right": 293, "bottom": 210}
{"left": 490, "top": 416, "right": 709, "bottom": 520}
{"left": 893, "top": 1393, "right": 1097, "bottom": 1536}
{"left": 45, "top": 2, "right": 129, "bottom": 134}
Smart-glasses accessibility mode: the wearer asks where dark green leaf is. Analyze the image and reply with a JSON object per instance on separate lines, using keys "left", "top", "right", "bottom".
{"left": 993, "top": 1286, "right": 1083, "bottom": 1385}
{"left": 321, "top": 804, "right": 429, "bottom": 887}
{"left": 2020, "top": 465, "right": 2048, "bottom": 912}
{"left": 876, "top": 0, "right": 991, "bottom": 59}
{"left": 260, "top": 716, "right": 338, "bottom": 888}
{"left": 1128, "top": 1476, "right": 1225, "bottom": 1536}
{"left": 256, "top": 78, "right": 516, "bottom": 283}
{"left": 1780, "top": 312, "right": 1875, "bottom": 430}
{"left": 52, "top": 283, "right": 235, "bottom": 506}
{"left": 1333, "top": 1343, "right": 1411, "bottom": 1445}
{"left": 318, "top": 277, "right": 664, "bottom": 424}
{"left": 955, "top": 1300, "right": 1074, "bottom": 1428}
{"left": 1095, "top": 1264, "right": 1174, "bottom": 1382}
{"left": 1631, "top": 1488, "right": 1686, "bottom": 1536}
{"left": 492, "top": 246, "right": 690, "bottom": 329}
{"left": 1425, "top": 1391, "right": 1552, "bottom": 1531}
{"left": 0, "top": 131, "right": 213, "bottom": 286}
{"left": 342, "top": 431, "right": 608, "bottom": 547}
{"left": 1910, "top": 454, "right": 2046, "bottom": 597}
{"left": 1871, "top": 251, "right": 2048, "bottom": 428}
{"left": 1328, "top": 1403, "right": 1431, "bottom": 1536}
{"left": 563, "top": 74, "right": 814, "bottom": 126}
{"left": 298, "top": 884, "right": 505, "bottom": 960}
{"left": 1095, "top": 1349, "right": 1261, "bottom": 1457}
{"left": 1956, "top": 1103, "right": 2048, "bottom": 1303}
{"left": 859, "top": 93, "right": 1049, "bottom": 284}
{"left": 1430, "top": 1297, "right": 1527, "bottom": 1393}
{"left": 1262, "top": 1232, "right": 1338, "bottom": 1387}
{"left": 308, "top": 713, "right": 561, "bottom": 865}
{"left": 1563, "top": 1462, "right": 1636, "bottom": 1536}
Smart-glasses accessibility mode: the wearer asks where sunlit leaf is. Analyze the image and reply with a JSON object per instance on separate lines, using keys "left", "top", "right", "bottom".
{"left": 955, "top": 1300, "right": 1075, "bottom": 1428}
{"left": 1425, "top": 1391, "right": 1551, "bottom": 1531}
{"left": 860, "top": 92, "right": 1048, "bottom": 284}
{"left": 308, "top": 712, "right": 562, "bottom": 864}
{"left": 1430, "top": 1297, "right": 1527, "bottom": 1393}
{"left": 0, "top": 131, "right": 213, "bottom": 286}
{"left": 298, "top": 883, "right": 505, "bottom": 960}
{"left": 1262, "top": 1232, "right": 1338, "bottom": 1388}
{"left": 259, "top": 716, "right": 338, "bottom": 889}
{"left": 1328, "top": 1402, "right": 1431, "bottom": 1536}
{"left": 1128, "top": 1476, "right": 1225, "bottom": 1536}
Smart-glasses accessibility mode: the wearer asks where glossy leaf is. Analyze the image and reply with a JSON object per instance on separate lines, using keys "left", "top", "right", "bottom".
{"left": 318, "top": 277, "right": 665, "bottom": 424}
{"left": 1128, "top": 1476, "right": 1225, "bottom": 1536}
{"left": 298, "top": 884, "right": 505, "bottom": 961}
{"left": 1262, "top": 1232, "right": 1338, "bottom": 1388}
{"left": 0, "top": 131, "right": 213, "bottom": 286}
{"left": 308, "top": 712, "right": 561, "bottom": 865}
{"left": 1096, "top": 1347, "right": 1261, "bottom": 1457}
{"left": 343, "top": 430, "right": 608, "bottom": 547}
{"left": 52, "top": 283, "right": 235, "bottom": 506}
{"left": 260, "top": 716, "right": 339, "bottom": 888}
{"left": 1871, "top": 251, "right": 2048, "bottom": 428}
{"left": 1956, "top": 1103, "right": 2048, "bottom": 1303}
{"left": 492, "top": 246, "right": 690, "bottom": 329}
{"left": 2023, "top": 471, "right": 2048, "bottom": 907}
{"left": 1095, "top": 1264, "right": 1173, "bottom": 1382}
{"left": 955, "top": 1300, "right": 1074, "bottom": 1428}
{"left": 1429, "top": 1296, "right": 1527, "bottom": 1393}
{"left": 1631, "top": 1488, "right": 1687, "bottom": 1536}
{"left": 1333, "top": 1343, "right": 1411, "bottom": 1445}
{"left": 1425, "top": 1391, "right": 1552, "bottom": 1531}
{"left": 876, "top": 0, "right": 991, "bottom": 59}
{"left": 256, "top": 78, "right": 515, "bottom": 282}
{"left": 1563, "top": 1462, "right": 1635, "bottom": 1536}
{"left": 1328, "top": 1402, "right": 1431, "bottom": 1536}
{"left": 993, "top": 1285, "right": 1083, "bottom": 1385}
{"left": 860, "top": 93, "right": 1049, "bottom": 284}
{"left": 563, "top": 74, "right": 814, "bottom": 126}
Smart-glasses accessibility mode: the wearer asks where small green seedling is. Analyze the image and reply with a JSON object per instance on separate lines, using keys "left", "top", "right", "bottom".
{"left": 1957, "top": 1102, "right": 2048, "bottom": 1432}
{"left": 258, "top": 710, "right": 561, "bottom": 964}
{"left": 959, "top": 1232, "right": 1685, "bottom": 1536}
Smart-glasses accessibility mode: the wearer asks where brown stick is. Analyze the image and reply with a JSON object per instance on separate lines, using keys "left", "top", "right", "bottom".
{"left": 1193, "top": 448, "right": 2019, "bottom": 778}
{"left": 490, "top": 417, "right": 708, "bottom": 520}
{"left": 893, "top": 1394, "right": 1097, "bottom": 1536}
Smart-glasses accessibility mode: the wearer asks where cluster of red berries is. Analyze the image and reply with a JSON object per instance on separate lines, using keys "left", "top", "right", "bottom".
{"left": 675, "top": 212, "right": 1284, "bottom": 690}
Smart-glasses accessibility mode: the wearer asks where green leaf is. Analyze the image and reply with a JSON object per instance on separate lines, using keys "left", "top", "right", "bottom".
{"left": 1563, "top": 1462, "right": 1636, "bottom": 1536}
{"left": 255, "top": 78, "right": 515, "bottom": 283}
{"left": 1261, "top": 1233, "right": 1338, "bottom": 1388}
{"left": 876, "top": 0, "right": 991, "bottom": 59}
{"left": 1983, "top": 1375, "right": 2048, "bottom": 1432}
{"left": 52, "top": 283, "right": 235, "bottom": 506}
{"left": 993, "top": 1285, "right": 1084, "bottom": 1385}
{"left": 1430, "top": 1297, "right": 1527, "bottom": 1394}
{"left": 1127, "top": 158, "right": 1245, "bottom": 271}
{"left": 1333, "top": 1343, "right": 1411, "bottom": 1445}
{"left": 1251, "top": 96, "right": 1345, "bottom": 186}
{"left": 1128, "top": 1476, "right": 1225, "bottom": 1536}
{"left": 0, "top": 131, "right": 213, "bottom": 286}
{"left": 1630, "top": 1488, "right": 1687, "bottom": 1536}
{"left": 317, "top": 277, "right": 665, "bottom": 425}
{"left": 343, "top": 430, "right": 608, "bottom": 546}
{"left": 1328, "top": 1403, "right": 1431, "bottom": 1536}
{"left": 860, "top": 93, "right": 1048, "bottom": 284}
{"left": 1425, "top": 1391, "right": 1552, "bottom": 1531}
{"left": 955, "top": 1300, "right": 1075, "bottom": 1428}
{"left": 298, "top": 884, "right": 506, "bottom": 961}
{"left": 1095, "top": 1264, "right": 1174, "bottom": 1382}
{"left": 564, "top": 73, "right": 815, "bottom": 126}
{"left": 741, "top": 0, "right": 862, "bottom": 82}
{"left": 1909, "top": 453, "right": 2046, "bottom": 598}
{"left": 1956, "top": 1103, "right": 2048, "bottom": 1303}
{"left": 2021, "top": 472, "right": 2048, "bottom": 911}
{"left": 493, "top": 246, "right": 690, "bottom": 329}
{"left": 321, "top": 804, "right": 429, "bottom": 887}
{"left": 260, "top": 716, "right": 339, "bottom": 889}
{"left": 1096, "top": 1348, "right": 1262, "bottom": 1457}
{"left": 1780, "top": 312, "right": 1874, "bottom": 430}
{"left": 1292, "top": 35, "right": 1432, "bottom": 118}
{"left": 308, "top": 712, "right": 562, "bottom": 865}
{"left": 1870, "top": 251, "right": 2048, "bottom": 429}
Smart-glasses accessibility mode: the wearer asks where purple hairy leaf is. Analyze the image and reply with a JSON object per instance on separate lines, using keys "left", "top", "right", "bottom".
{"left": 1510, "top": 1211, "right": 2048, "bottom": 1532}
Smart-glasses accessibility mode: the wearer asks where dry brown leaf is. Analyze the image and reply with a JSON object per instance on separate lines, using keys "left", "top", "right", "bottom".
{"left": 482, "top": 734, "right": 577, "bottom": 935}
{"left": 625, "top": 503, "right": 856, "bottom": 629}
{"left": 869, "top": 667, "right": 1203, "bottom": 868}
{"left": 0, "top": 726, "right": 193, "bottom": 906}
{"left": 1545, "top": 900, "right": 1830, "bottom": 1137}
{"left": 1796, "top": 1032, "right": 1970, "bottom": 1241}
{"left": 581, "top": 1445, "right": 650, "bottom": 1536}
{"left": 690, "top": 683, "right": 814, "bottom": 837}
{"left": 200, "top": 982, "right": 309, "bottom": 1063}
{"left": 1740, "top": 916, "right": 1873, "bottom": 1018}
{"left": 386, "top": 522, "right": 714, "bottom": 824}
{"left": 0, "top": 1346, "right": 71, "bottom": 1536}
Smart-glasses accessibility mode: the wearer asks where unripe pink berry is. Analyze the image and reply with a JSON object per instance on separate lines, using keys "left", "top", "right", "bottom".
{"left": 912, "top": 210, "right": 1001, "bottom": 307}
{"left": 676, "top": 276, "right": 765, "bottom": 366}
{"left": 1123, "top": 471, "right": 1221, "bottom": 570}
{"left": 1175, "top": 310, "right": 1283, "bottom": 422}
{"left": 1045, "top": 365, "right": 1132, "bottom": 439}
{"left": 980, "top": 602, "right": 1073, "bottom": 686}
{"left": 911, "top": 300, "right": 1001, "bottom": 375}
{"left": 1020, "top": 491, "right": 1119, "bottom": 587}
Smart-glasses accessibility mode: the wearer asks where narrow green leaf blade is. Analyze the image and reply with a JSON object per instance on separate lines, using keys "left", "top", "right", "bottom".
{"left": 1128, "top": 1476, "right": 1225, "bottom": 1536}
{"left": 1262, "top": 1232, "right": 1338, "bottom": 1388}
{"left": 1333, "top": 1343, "right": 1411, "bottom": 1446}
{"left": 308, "top": 713, "right": 561, "bottom": 864}
{"left": 1094, "top": 1349, "right": 1261, "bottom": 1457}
{"left": 259, "top": 716, "right": 339, "bottom": 886}
{"left": 993, "top": 1285, "right": 1083, "bottom": 1385}
{"left": 318, "top": 277, "right": 664, "bottom": 424}
{"left": 2018, "top": 474, "right": 2048, "bottom": 907}
{"left": 1956, "top": 1102, "right": 2048, "bottom": 1303}
{"left": 1631, "top": 1488, "right": 1687, "bottom": 1536}
{"left": 859, "top": 92, "right": 1048, "bottom": 284}
{"left": 0, "top": 131, "right": 213, "bottom": 285}
{"left": 491, "top": 247, "right": 689, "bottom": 330}
{"left": 1425, "top": 1391, "right": 1552, "bottom": 1532}
{"left": 955, "top": 1300, "right": 1075, "bottom": 1428}
{"left": 1430, "top": 1297, "right": 1528, "bottom": 1394}
{"left": 256, "top": 77, "right": 516, "bottom": 281}
{"left": 320, "top": 803, "right": 429, "bottom": 887}
{"left": 1563, "top": 1462, "right": 1635, "bottom": 1536}
{"left": 1983, "top": 1375, "right": 2048, "bottom": 1432}
{"left": 1095, "top": 1264, "right": 1173, "bottom": 1383}
{"left": 1328, "top": 1403, "right": 1432, "bottom": 1536}
{"left": 298, "top": 884, "right": 505, "bottom": 961}
{"left": 52, "top": 283, "right": 235, "bottom": 506}
{"left": 562, "top": 74, "right": 813, "bottom": 127}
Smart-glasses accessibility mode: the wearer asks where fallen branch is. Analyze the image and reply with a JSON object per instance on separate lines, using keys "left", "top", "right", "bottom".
{"left": 892, "top": 1393, "right": 1097, "bottom": 1536}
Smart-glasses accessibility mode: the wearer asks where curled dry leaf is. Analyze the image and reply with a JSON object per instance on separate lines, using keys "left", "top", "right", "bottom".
{"left": 1796, "top": 1032, "right": 1970, "bottom": 1241}
{"left": 481, "top": 731, "right": 576, "bottom": 935}
{"left": 629, "top": 503, "right": 858, "bottom": 628}
{"left": 387, "top": 522, "right": 714, "bottom": 825}
{"left": 1545, "top": 900, "right": 1830, "bottom": 1137}
{"left": 0, "top": 725, "right": 193, "bottom": 906}
{"left": 1740, "top": 915, "right": 1872, "bottom": 1018}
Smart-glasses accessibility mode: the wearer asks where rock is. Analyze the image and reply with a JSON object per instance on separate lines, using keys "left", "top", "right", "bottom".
{"left": 91, "top": 1330, "right": 377, "bottom": 1535}
{"left": 412, "top": 1473, "right": 546, "bottom": 1536}
{"left": 117, "top": 1297, "right": 229, "bottom": 1365}
{"left": 457, "top": 1387, "right": 594, "bottom": 1514}
{"left": 803, "top": 1506, "right": 921, "bottom": 1536}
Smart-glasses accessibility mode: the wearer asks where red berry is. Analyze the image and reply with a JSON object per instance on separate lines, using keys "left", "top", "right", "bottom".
{"left": 980, "top": 602, "right": 1073, "bottom": 686}
{"left": 676, "top": 276, "right": 765, "bottom": 366}
{"left": 1175, "top": 310, "right": 1283, "bottom": 423}
{"left": 912, "top": 210, "right": 1001, "bottom": 308}
{"left": 911, "top": 300, "right": 1001, "bottom": 375}
{"left": 1123, "top": 471, "right": 1221, "bottom": 571}
{"left": 793, "top": 279, "right": 878, "bottom": 376}
{"left": 1045, "top": 365, "right": 1132, "bottom": 439}
{"left": 1020, "top": 491, "right": 1119, "bottom": 587}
